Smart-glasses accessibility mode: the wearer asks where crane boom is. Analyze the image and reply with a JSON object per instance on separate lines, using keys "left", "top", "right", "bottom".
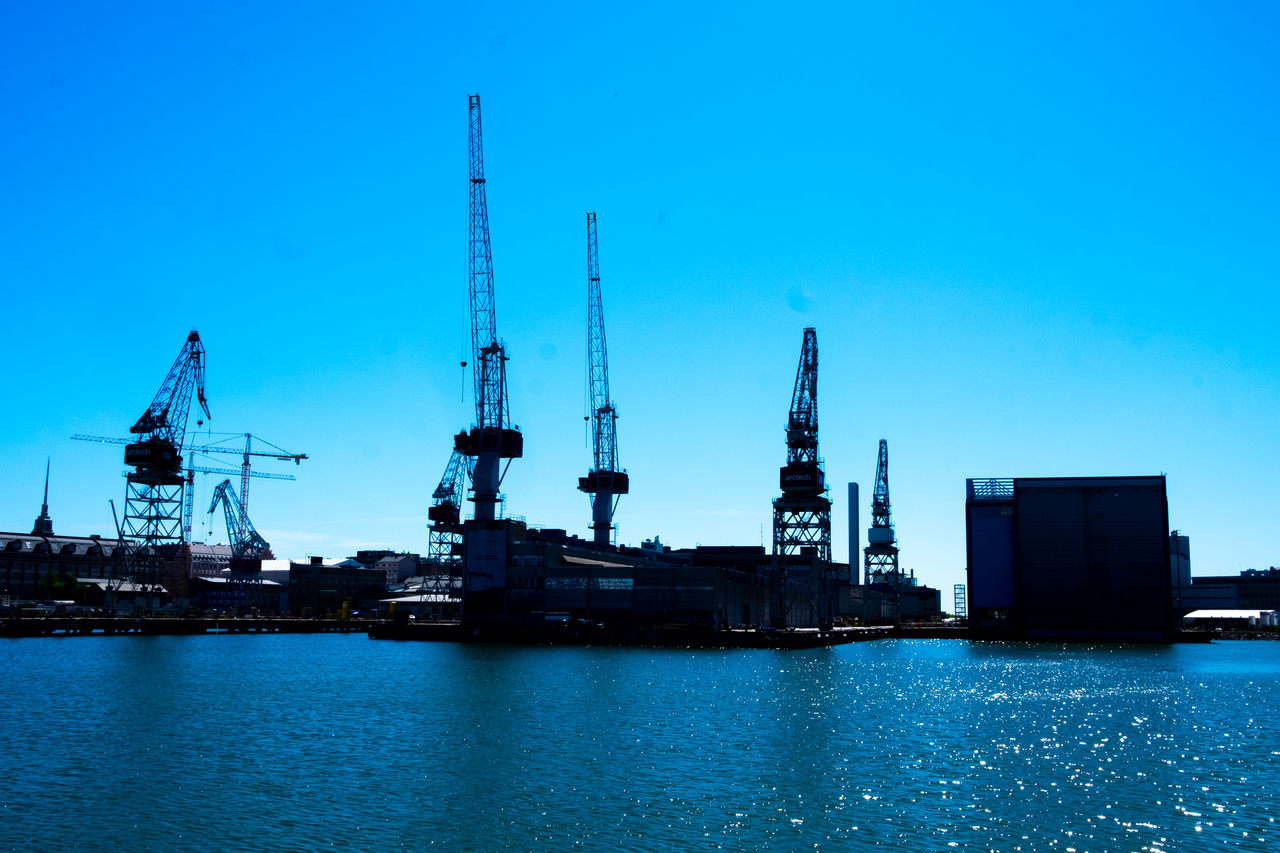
{"left": 129, "top": 331, "right": 210, "bottom": 445}
{"left": 468, "top": 94, "right": 499, "bottom": 428}
{"left": 871, "top": 439, "right": 892, "bottom": 529}
{"left": 786, "top": 328, "right": 819, "bottom": 466}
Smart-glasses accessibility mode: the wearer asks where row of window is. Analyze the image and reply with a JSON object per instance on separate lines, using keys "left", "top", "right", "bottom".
{"left": 3, "top": 540, "right": 109, "bottom": 555}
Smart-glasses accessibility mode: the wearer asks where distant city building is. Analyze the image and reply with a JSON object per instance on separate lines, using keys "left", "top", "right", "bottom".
{"left": 1193, "top": 568, "right": 1280, "bottom": 611}
{"left": 1, "top": 532, "right": 120, "bottom": 600}
{"left": 966, "top": 476, "right": 1176, "bottom": 640}
{"left": 462, "top": 520, "right": 793, "bottom": 632}
{"left": 190, "top": 543, "right": 233, "bottom": 579}
{"left": 373, "top": 553, "right": 420, "bottom": 586}
{"left": 288, "top": 557, "right": 386, "bottom": 616}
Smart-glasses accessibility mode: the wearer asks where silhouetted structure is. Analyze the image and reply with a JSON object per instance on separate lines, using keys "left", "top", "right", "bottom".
{"left": 578, "top": 212, "right": 629, "bottom": 546}
{"left": 771, "top": 328, "right": 835, "bottom": 628}
{"left": 966, "top": 476, "right": 1176, "bottom": 640}
{"left": 122, "top": 331, "right": 209, "bottom": 553}
{"left": 288, "top": 557, "right": 385, "bottom": 616}
{"left": 864, "top": 439, "right": 900, "bottom": 586}
{"left": 208, "top": 479, "right": 272, "bottom": 558}
{"left": 1193, "top": 568, "right": 1280, "bottom": 611}
{"left": 428, "top": 449, "right": 472, "bottom": 568}
{"left": 32, "top": 460, "right": 53, "bottom": 537}
{"left": 455, "top": 93, "right": 522, "bottom": 523}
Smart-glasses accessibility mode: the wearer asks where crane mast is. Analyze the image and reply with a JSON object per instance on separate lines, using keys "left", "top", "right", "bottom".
{"left": 577, "top": 212, "right": 629, "bottom": 546}
{"left": 863, "top": 438, "right": 901, "bottom": 586}
{"left": 122, "top": 330, "right": 210, "bottom": 550}
{"left": 455, "top": 93, "right": 522, "bottom": 520}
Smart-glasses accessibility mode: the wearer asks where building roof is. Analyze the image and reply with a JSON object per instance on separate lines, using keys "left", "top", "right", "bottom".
{"left": 1184, "top": 609, "right": 1276, "bottom": 619}
{"left": 192, "top": 576, "right": 283, "bottom": 587}
{"left": 381, "top": 593, "right": 455, "bottom": 604}
{"left": 562, "top": 554, "right": 632, "bottom": 569}
{"left": 1, "top": 532, "right": 120, "bottom": 556}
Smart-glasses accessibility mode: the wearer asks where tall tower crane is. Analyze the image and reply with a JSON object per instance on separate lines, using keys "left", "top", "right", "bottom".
{"left": 577, "top": 212, "right": 629, "bottom": 546}
{"left": 454, "top": 93, "right": 522, "bottom": 520}
{"left": 122, "top": 330, "right": 210, "bottom": 552}
{"left": 208, "top": 479, "right": 272, "bottom": 558}
{"left": 771, "top": 328, "right": 833, "bottom": 628}
{"left": 863, "top": 439, "right": 901, "bottom": 586}
{"left": 772, "top": 328, "right": 831, "bottom": 561}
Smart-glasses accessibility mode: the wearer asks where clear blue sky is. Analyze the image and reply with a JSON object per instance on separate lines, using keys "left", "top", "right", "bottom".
{"left": 3, "top": 1, "right": 1277, "bottom": 597}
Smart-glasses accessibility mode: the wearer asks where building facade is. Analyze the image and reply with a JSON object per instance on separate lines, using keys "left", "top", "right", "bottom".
{"left": 966, "top": 476, "right": 1175, "bottom": 640}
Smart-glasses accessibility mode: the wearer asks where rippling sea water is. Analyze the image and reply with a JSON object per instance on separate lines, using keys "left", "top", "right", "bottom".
{"left": 0, "top": 636, "right": 1276, "bottom": 851}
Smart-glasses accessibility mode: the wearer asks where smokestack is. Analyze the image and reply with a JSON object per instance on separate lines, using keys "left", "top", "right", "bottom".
{"left": 848, "top": 482, "right": 859, "bottom": 585}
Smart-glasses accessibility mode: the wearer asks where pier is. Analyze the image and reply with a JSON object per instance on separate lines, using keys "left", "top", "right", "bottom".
{"left": 0, "top": 616, "right": 375, "bottom": 638}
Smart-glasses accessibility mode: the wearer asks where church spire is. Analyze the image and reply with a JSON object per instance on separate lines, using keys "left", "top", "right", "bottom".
{"left": 32, "top": 458, "right": 53, "bottom": 536}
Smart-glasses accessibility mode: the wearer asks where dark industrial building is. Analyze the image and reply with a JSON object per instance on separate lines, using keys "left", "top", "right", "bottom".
{"left": 461, "top": 521, "right": 824, "bottom": 635}
{"left": 1193, "top": 568, "right": 1280, "bottom": 611}
{"left": 287, "top": 558, "right": 386, "bottom": 617}
{"left": 966, "top": 476, "right": 1176, "bottom": 640}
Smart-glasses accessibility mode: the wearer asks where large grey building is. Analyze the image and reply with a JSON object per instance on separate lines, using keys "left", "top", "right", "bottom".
{"left": 966, "top": 476, "right": 1175, "bottom": 640}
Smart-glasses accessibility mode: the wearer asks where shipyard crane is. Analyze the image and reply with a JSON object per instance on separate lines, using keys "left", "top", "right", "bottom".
{"left": 577, "top": 212, "right": 629, "bottom": 546}
{"left": 75, "top": 432, "right": 305, "bottom": 544}
{"left": 454, "top": 94, "right": 522, "bottom": 520}
{"left": 208, "top": 479, "right": 272, "bottom": 558}
{"left": 863, "top": 439, "right": 901, "bottom": 586}
{"left": 427, "top": 448, "right": 474, "bottom": 565}
{"left": 772, "top": 328, "right": 831, "bottom": 561}
{"left": 190, "top": 433, "right": 306, "bottom": 550}
{"left": 183, "top": 463, "right": 295, "bottom": 546}
{"left": 771, "top": 328, "right": 834, "bottom": 628}
{"left": 121, "top": 331, "right": 210, "bottom": 551}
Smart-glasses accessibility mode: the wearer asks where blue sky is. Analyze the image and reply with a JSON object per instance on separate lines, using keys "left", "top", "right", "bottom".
{"left": 3, "top": 1, "right": 1277, "bottom": 596}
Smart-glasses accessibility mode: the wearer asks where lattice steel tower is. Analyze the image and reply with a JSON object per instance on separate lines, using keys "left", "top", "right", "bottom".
{"left": 578, "top": 212, "right": 629, "bottom": 546}
{"left": 122, "top": 331, "right": 210, "bottom": 552}
{"left": 428, "top": 448, "right": 473, "bottom": 566}
{"left": 454, "top": 94, "right": 522, "bottom": 520}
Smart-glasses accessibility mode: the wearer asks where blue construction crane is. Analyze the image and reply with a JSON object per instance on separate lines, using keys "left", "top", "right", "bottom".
{"left": 209, "top": 479, "right": 272, "bottom": 558}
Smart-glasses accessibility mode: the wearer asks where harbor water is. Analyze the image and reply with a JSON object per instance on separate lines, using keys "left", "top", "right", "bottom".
{"left": 1, "top": 636, "right": 1276, "bottom": 851}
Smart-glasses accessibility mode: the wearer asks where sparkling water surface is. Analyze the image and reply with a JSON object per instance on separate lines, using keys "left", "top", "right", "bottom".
{"left": 1, "top": 636, "right": 1276, "bottom": 851}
